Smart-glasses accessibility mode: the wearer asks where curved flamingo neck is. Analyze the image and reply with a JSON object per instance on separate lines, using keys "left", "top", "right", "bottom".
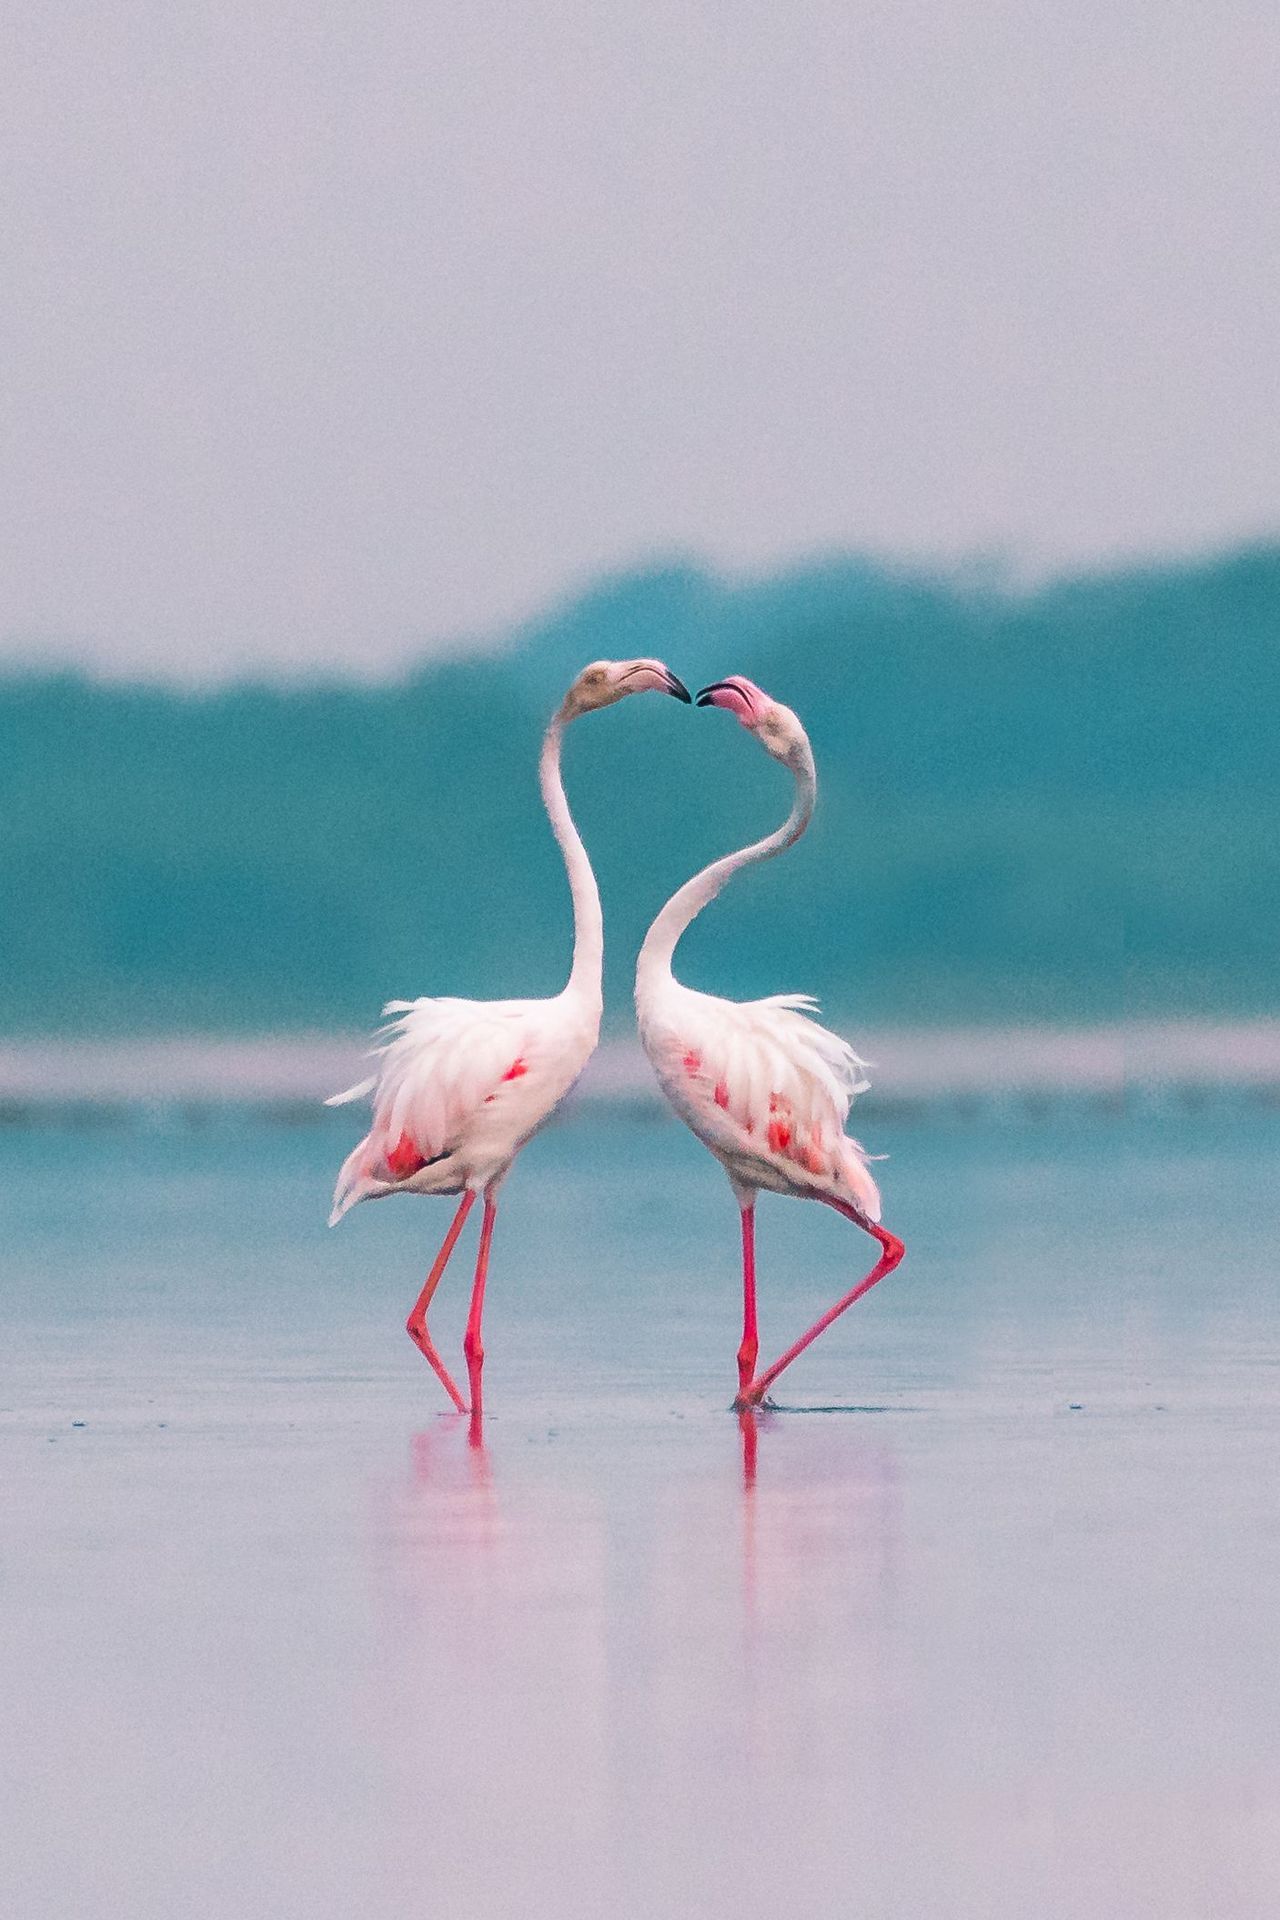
{"left": 636, "top": 745, "right": 816, "bottom": 991}
{"left": 541, "top": 714, "right": 604, "bottom": 1009}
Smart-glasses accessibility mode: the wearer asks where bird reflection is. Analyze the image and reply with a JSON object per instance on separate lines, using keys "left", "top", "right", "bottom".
{"left": 410, "top": 1412, "right": 491, "bottom": 1486}
{"left": 734, "top": 1408, "right": 901, "bottom": 1682}
{"left": 737, "top": 1405, "right": 771, "bottom": 1637}
{"left": 403, "top": 1412, "right": 500, "bottom": 1564}
{"left": 738, "top": 1406, "right": 760, "bottom": 1490}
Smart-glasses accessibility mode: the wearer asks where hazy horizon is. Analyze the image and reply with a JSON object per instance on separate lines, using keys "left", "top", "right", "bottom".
{"left": 4, "top": 533, "right": 1275, "bottom": 688}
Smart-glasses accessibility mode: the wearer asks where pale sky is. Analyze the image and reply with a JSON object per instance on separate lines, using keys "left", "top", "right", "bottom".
{"left": 5, "top": 0, "right": 1278, "bottom": 677}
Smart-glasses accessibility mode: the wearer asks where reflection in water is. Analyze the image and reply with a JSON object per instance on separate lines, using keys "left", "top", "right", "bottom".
{"left": 402, "top": 1414, "right": 499, "bottom": 1562}
{"left": 733, "top": 1407, "right": 903, "bottom": 1884}
{"left": 380, "top": 1416, "right": 615, "bottom": 1916}
{"left": 377, "top": 1393, "right": 1280, "bottom": 1919}
{"left": 737, "top": 1406, "right": 901, "bottom": 1624}
{"left": 737, "top": 1406, "right": 759, "bottom": 1490}
{"left": 410, "top": 1415, "right": 487, "bottom": 1484}
{"left": 380, "top": 1408, "right": 904, "bottom": 1914}
{"left": 737, "top": 1405, "right": 768, "bottom": 1641}
{"left": 7, "top": 1111, "right": 1280, "bottom": 1917}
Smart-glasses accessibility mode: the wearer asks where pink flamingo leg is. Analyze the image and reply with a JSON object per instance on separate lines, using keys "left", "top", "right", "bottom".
{"left": 737, "top": 1198, "right": 905, "bottom": 1409}
{"left": 463, "top": 1193, "right": 498, "bottom": 1420}
{"left": 736, "top": 1203, "right": 759, "bottom": 1397}
{"left": 405, "top": 1191, "right": 475, "bottom": 1412}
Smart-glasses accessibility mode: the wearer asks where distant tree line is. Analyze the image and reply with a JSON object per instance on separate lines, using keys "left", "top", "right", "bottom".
{"left": 1, "top": 543, "right": 1276, "bottom": 1032}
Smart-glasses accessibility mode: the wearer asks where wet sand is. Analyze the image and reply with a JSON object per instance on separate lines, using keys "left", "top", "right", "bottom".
{"left": 2, "top": 1107, "right": 1278, "bottom": 1917}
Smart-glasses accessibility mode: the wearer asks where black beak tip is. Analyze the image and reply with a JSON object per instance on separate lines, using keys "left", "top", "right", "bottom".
{"left": 667, "top": 673, "right": 693, "bottom": 703}
{"left": 696, "top": 681, "right": 728, "bottom": 707}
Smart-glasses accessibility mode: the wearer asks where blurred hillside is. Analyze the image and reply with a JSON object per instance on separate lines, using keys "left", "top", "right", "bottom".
{"left": 2, "top": 545, "right": 1276, "bottom": 1034}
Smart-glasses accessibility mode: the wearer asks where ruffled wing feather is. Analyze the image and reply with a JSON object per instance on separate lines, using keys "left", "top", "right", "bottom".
{"left": 327, "top": 997, "right": 540, "bottom": 1223}
{"left": 653, "top": 989, "right": 881, "bottom": 1219}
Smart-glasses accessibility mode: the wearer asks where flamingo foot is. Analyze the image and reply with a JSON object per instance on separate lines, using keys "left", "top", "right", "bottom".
{"left": 731, "top": 1390, "right": 782, "bottom": 1413}
{"left": 738, "top": 1208, "right": 904, "bottom": 1406}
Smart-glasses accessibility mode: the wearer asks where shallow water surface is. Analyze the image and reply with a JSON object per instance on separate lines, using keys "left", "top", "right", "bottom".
{"left": 2, "top": 1107, "right": 1278, "bottom": 1917}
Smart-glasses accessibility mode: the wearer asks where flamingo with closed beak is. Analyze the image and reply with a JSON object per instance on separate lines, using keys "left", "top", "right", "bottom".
{"left": 329, "top": 658, "right": 691, "bottom": 1417}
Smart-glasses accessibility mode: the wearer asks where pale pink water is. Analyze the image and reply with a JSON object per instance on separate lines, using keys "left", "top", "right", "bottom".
{"left": 2, "top": 1104, "right": 1277, "bottom": 1917}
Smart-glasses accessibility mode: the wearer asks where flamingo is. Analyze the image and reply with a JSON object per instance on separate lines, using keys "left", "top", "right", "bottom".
{"left": 328, "top": 657, "right": 691, "bottom": 1417}
{"left": 635, "top": 675, "right": 904, "bottom": 1409}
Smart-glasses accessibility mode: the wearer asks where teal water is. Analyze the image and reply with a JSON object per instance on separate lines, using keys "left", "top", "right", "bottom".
{"left": 2, "top": 1106, "right": 1278, "bottom": 1917}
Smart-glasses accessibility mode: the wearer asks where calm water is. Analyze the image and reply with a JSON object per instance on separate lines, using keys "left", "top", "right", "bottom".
{"left": 2, "top": 1103, "right": 1279, "bottom": 1918}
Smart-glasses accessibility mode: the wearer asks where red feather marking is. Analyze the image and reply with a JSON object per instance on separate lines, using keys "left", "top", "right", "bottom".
{"left": 714, "top": 1080, "right": 730, "bottom": 1109}
{"left": 486, "top": 1056, "right": 529, "bottom": 1103}
{"left": 387, "top": 1131, "right": 428, "bottom": 1180}
{"left": 767, "top": 1092, "right": 793, "bottom": 1157}
{"left": 683, "top": 1050, "right": 701, "bottom": 1075}
{"left": 802, "top": 1122, "right": 827, "bottom": 1175}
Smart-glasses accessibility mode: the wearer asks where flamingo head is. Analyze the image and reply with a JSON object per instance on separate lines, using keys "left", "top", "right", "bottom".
{"left": 561, "top": 658, "right": 692, "bottom": 716}
{"left": 696, "top": 676, "right": 811, "bottom": 768}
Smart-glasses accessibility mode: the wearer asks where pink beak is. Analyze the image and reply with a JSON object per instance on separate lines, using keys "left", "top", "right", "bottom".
{"left": 696, "top": 677, "right": 765, "bottom": 725}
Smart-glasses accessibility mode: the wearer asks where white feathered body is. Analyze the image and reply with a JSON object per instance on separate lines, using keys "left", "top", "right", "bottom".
{"left": 637, "top": 978, "right": 881, "bottom": 1220}
{"left": 328, "top": 990, "right": 599, "bottom": 1225}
